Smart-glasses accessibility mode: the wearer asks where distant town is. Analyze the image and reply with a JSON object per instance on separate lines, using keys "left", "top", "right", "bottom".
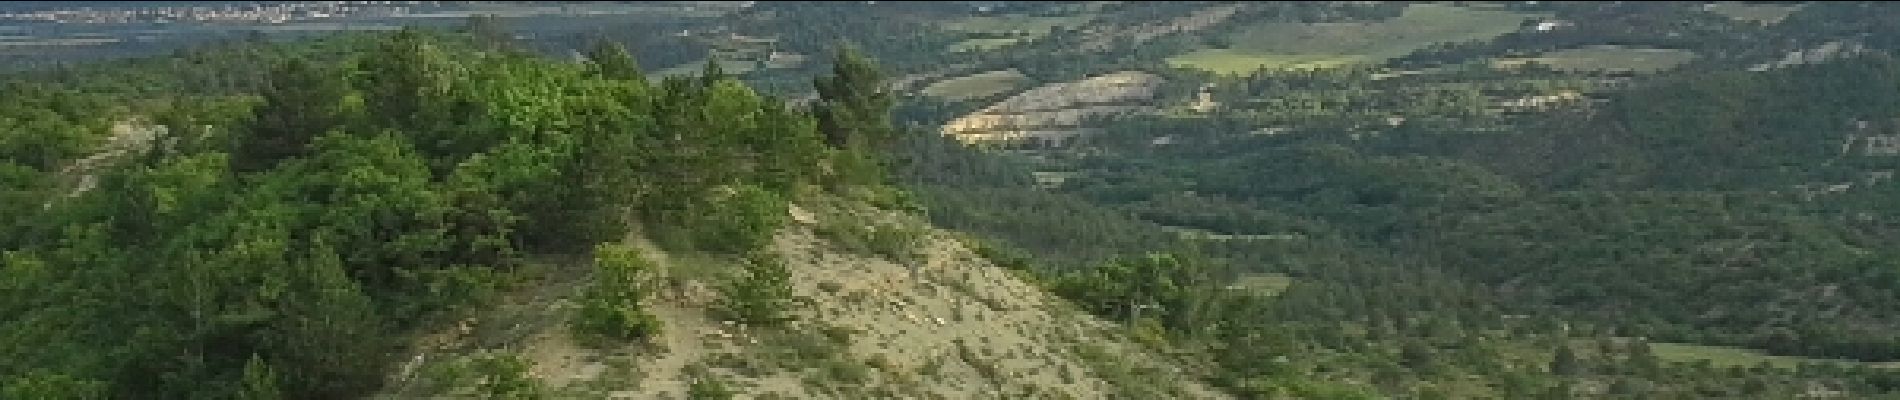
{"left": 0, "top": 2, "right": 448, "bottom": 25}
{"left": 0, "top": 2, "right": 751, "bottom": 25}
{"left": 0, "top": 1, "right": 754, "bottom": 68}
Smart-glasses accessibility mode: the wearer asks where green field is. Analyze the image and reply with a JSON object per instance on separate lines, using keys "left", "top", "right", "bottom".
{"left": 939, "top": 14, "right": 1096, "bottom": 37}
{"left": 938, "top": 13, "right": 1096, "bottom": 53}
{"left": 1706, "top": 2, "right": 1803, "bottom": 25}
{"left": 1166, "top": 49, "right": 1361, "bottom": 73}
{"left": 1227, "top": 273, "right": 1293, "bottom": 296}
{"left": 921, "top": 70, "right": 1032, "bottom": 101}
{"left": 1160, "top": 225, "right": 1306, "bottom": 242}
{"left": 949, "top": 38, "right": 1023, "bottom": 53}
{"left": 653, "top": 58, "right": 759, "bottom": 78}
{"left": 1498, "top": 46, "right": 1698, "bottom": 73}
{"left": 765, "top": 52, "right": 808, "bottom": 69}
{"left": 1650, "top": 342, "right": 1875, "bottom": 369}
{"left": 1167, "top": 4, "right": 1544, "bottom": 74}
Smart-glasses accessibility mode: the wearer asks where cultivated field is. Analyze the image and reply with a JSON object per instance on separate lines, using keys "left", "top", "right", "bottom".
{"left": 1226, "top": 273, "right": 1293, "bottom": 297}
{"left": 922, "top": 69, "right": 1033, "bottom": 101}
{"left": 653, "top": 58, "right": 759, "bottom": 78}
{"left": 939, "top": 14, "right": 1096, "bottom": 38}
{"left": 948, "top": 38, "right": 1022, "bottom": 53}
{"left": 938, "top": 12, "right": 1097, "bottom": 53}
{"left": 1167, "top": 4, "right": 1543, "bottom": 74}
{"left": 1650, "top": 342, "right": 1881, "bottom": 369}
{"left": 938, "top": 13, "right": 1102, "bottom": 53}
{"left": 1496, "top": 46, "right": 1697, "bottom": 73}
{"left": 1706, "top": 2, "right": 1803, "bottom": 25}
{"left": 1166, "top": 50, "right": 1357, "bottom": 73}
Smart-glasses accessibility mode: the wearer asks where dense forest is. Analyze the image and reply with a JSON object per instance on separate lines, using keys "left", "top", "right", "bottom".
{"left": 0, "top": 26, "right": 899, "bottom": 398}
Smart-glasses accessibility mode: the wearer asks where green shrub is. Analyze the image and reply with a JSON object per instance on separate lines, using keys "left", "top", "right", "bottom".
{"left": 468, "top": 354, "right": 547, "bottom": 400}
{"left": 238, "top": 355, "right": 283, "bottom": 400}
{"left": 856, "top": 185, "right": 924, "bottom": 213}
{"left": 573, "top": 295, "right": 665, "bottom": 343}
{"left": 761, "top": 329, "right": 846, "bottom": 368}
{"left": 813, "top": 217, "right": 873, "bottom": 252}
{"left": 819, "top": 359, "right": 872, "bottom": 383}
{"left": 686, "top": 374, "right": 737, "bottom": 400}
{"left": 812, "top": 209, "right": 923, "bottom": 263}
{"left": 716, "top": 251, "right": 797, "bottom": 326}
{"left": 1, "top": 371, "right": 107, "bottom": 400}
{"left": 817, "top": 280, "right": 845, "bottom": 293}
{"left": 866, "top": 223, "right": 925, "bottom": 264}
{"left": 688, "top": 184, "right": 790, "bottom": 254}
{"left": 819, "top": 324, "right": 858, "bottom": 345}
{"left": 571, "top": 243, "right": 665, "bottom": 343}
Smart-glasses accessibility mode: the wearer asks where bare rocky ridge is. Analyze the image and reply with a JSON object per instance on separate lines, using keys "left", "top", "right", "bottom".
{"left": 378, "top": 199, "right": 1227, "bottom": 399}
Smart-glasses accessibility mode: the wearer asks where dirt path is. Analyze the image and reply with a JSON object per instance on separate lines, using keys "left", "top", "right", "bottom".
{"left": 45, "top": 119, "right": 165, "bottom": 208}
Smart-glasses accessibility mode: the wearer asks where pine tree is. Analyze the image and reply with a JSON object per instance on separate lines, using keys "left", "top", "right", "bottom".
{"left": 700, "top": 58, "right": 728, "bottom": 87}
{"left": 237, "top": 354, "right": 283, "bottom": 400}
{"left": 271, "top": 238, "right": 388, "bottom": 397}
{"left": 359, "top": 29, "right": 455, "bottom": 140}
{"left": 462, "top": 14, "right": 516, "bottom": 52}
{"left": 810, "top": 45, "right": 895, "bottom": 187}
{"left": 812, "top": 45, "right": 894, "bottom": 151}
{"left": 1401, "top": 340, "right": 1438, "bottom": 374}
{"left": 1551, "top": 345, "right": 1582, "bottom": 376}
{"left": 562, "top": 82, "right": 655, "bottom": 247}
{"left": 585, "top": 39, "right": 645, "bottom": 82}
{"left": 237, "top": 58, "right": 354, "bottom": 171}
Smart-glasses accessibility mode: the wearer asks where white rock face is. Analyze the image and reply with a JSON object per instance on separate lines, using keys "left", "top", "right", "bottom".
{"left": 941, "top": 71, "right": 1164, "bottom": 146}
{"left": 1749, "top": 40, "right": 1866, "bottom": 72}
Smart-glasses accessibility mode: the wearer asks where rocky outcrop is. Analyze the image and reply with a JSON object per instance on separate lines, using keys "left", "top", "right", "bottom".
{"left": 47, "top": 119, "right": 165, "bottom": 208}
{"left": 1748, "top": 41, "right": 1867, "bottom": 72}
{"left": 941, "top": 71, "right": 1164, "bottom": 146}
{"left": 374, "top": 199, "right": 1230, "bottom": 400}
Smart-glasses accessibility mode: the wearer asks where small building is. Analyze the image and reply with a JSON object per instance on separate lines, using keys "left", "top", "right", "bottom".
{"left": 1532, "top": 19, "right": 1575, "bottom": 32}
{"left": 1864, "top": 135, "right": 1900, "bottom": 156}
{"left": 1251, "top": 126, "right": 1291, "bottom": 136}
{"left": 1190, "top": 91, "right": 1219, "bottom": 113}
{"left": 728, "top": 33, "right": 777, "bottom": 45}
{"left": 1865, "top": 170, "right": 1894, "bottom": 186}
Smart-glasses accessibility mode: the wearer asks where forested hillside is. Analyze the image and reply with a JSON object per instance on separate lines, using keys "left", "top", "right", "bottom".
{"left": 12, "top": 2, "right": 1900, "bottom": 399}
{"left": 0, "top": 27, "right": 895, "bottom": 398}
{"left": 884, "top": 2, "right": 1900, "bottom": 398}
